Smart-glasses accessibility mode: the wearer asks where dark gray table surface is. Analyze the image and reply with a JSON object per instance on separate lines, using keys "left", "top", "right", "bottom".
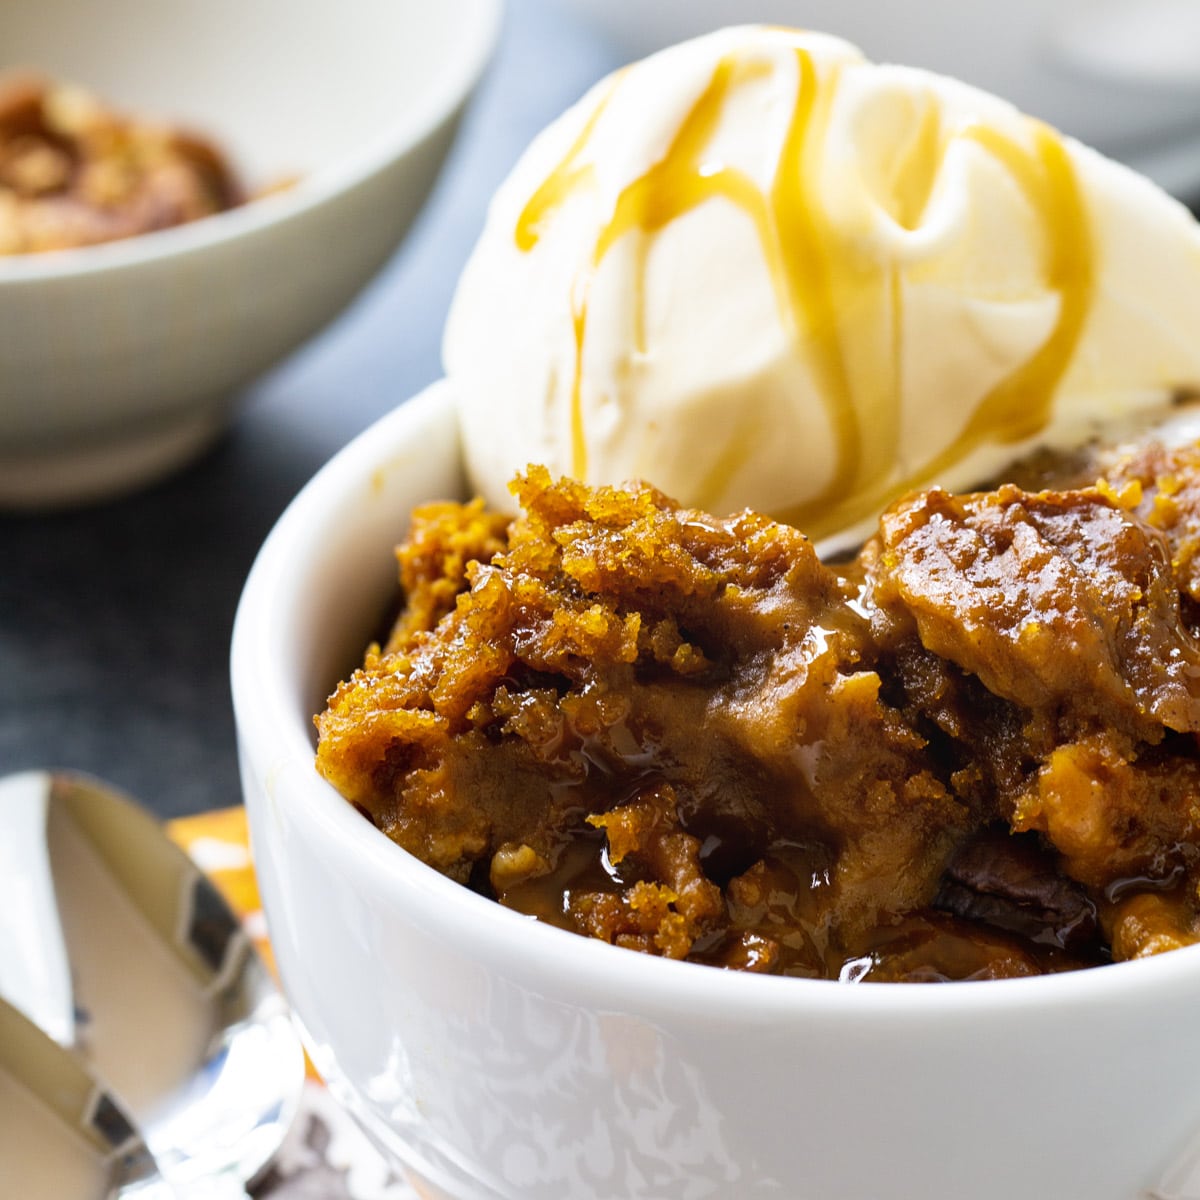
{"left": 2, "top": 6, "right": 1198, "bottom": 820}
{"left": 0, "top": 2, "right": 620, "bottom": 819}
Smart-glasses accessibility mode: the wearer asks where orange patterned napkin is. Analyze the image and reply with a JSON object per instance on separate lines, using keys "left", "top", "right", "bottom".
{"left": 167, "top": 807, "right": 274, "bottom": 970}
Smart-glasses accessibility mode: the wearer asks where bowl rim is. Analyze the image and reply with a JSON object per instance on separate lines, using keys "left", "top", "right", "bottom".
{"left": 0, "top": 0, "right": 503, "bottom": 284}
{"left": 231, "top": 377, "right": 1200, "bottom": 1024}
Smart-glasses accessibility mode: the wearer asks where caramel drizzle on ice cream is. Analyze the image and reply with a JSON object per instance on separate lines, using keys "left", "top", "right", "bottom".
{"left": 514, "top": 43, "right": 1095, "bottom": 538}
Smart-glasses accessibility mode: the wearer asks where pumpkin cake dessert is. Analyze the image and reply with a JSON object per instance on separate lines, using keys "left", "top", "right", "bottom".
{"left": 316, "top": 451, "right": 1200, "bottom": 982}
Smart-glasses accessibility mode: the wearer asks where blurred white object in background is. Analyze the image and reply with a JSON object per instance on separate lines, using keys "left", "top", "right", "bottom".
{"left": 0, "top": 0, "right": 501, "bottom": 508}
{"left": 555, "top": 0, "right": 1200, "bottom": 198}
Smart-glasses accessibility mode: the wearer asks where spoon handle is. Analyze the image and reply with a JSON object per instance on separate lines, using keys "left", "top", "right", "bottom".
{"left": 0, "top": 771, "right": 74, "bottom": 1044}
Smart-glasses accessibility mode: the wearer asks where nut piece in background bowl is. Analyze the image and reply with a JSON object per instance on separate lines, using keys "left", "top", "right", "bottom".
{"left": 0, "top": 0, "right": 501, "bottom": 509}
{"left": 0, "top": 73, "right": 244, "bottom": 256}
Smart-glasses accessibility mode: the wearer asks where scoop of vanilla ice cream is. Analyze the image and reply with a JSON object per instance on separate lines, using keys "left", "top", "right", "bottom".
{"left": 443, "top": 25, "right": 1200, "bottom": 549}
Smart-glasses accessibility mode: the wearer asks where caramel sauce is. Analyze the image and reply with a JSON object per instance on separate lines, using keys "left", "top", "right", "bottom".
{"left": 512, "top": 41, "right": 1095, "bottom": 539}
{"left": 515, "top": 72, "right": 623, "bottom": 480}
{"left": 495, "top": 822, "right": 1109, "bottom": 981}
{"left": 514, "top": 72, "right": 619, "bottom": 254}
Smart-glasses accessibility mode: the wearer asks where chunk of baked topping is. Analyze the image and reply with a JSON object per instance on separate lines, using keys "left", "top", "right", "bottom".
{"left": 316, "top": 462, "right": 1200, "bottom": 980}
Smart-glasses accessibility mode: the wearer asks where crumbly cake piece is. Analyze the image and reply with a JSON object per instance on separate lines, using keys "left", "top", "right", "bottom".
{"left": 317, "top": 461, "right": 1200, "bottom": 980}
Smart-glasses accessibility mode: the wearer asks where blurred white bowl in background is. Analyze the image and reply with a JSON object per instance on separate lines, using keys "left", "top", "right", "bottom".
{"left": 0, "top": 0, "right": 501, "bottom": 508}
{"left": 556, "top": 0, "right": 1200, "bottom": 198}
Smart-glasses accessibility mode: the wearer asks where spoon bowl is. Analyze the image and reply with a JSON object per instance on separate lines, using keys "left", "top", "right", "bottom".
{"left": 0, "top": 994, "right": 176, "bottom": 1200}
{"left": 0, "top": 770, "right": 304, "bottom": 1195}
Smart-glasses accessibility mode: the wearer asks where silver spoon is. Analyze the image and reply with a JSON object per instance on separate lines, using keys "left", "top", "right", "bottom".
{"left": 0, "top": 770, "right": 305, "bottom": 1198}
{"left": 0, "top": 993, "right": 176, "bottom": 1200}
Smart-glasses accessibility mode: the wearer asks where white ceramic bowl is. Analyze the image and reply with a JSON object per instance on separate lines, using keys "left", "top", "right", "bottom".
{"left": 233, "top": 380, "right": 1200, "bottom": 1200}
{"left": 555, "top": 0, "right": 1200, "bottom": 198}
{"left": 0, "top": 0, "right": 501, "bottom": 507}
